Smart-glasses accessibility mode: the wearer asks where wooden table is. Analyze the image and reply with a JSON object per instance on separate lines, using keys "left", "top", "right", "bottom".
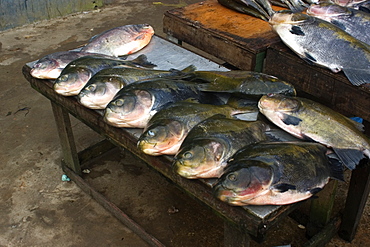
{"left": 163, "top": 0, "right": 282, "bottom": 72}
{"left": 162, "top": 0, "right": 370, "bottom": 243}
{"left": 23, "top": 36, "right": 302, "bottom": 247}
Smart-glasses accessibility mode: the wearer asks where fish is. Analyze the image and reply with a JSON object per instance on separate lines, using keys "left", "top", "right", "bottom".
{"left": 137, "top": 100, "right": 256, "bottom": 156}
{"left": 30, "top": 50, "right": 108, "bottom": 79}
{"left": 218, "top": 0, "right": 270, "bottom": 21}
{"left": 173, "top": 115, "right": 268, "bottom": 179}
{"left": 258, "top": 94, "right": 370, "bottom": 170}
{"left": 213, "top": 142, "right": 344, "bottom": 206}
{"left": 269, "top": 10, "right": 370, "bottom": 86}
{"left": 78, "top": 65, "right": 196, "bottom": 109}
{"left": 307, "top": 2, "right": 370, "bottom": 45}
{"left": 53, "top": 54, "right": 155, "bottom": 96}
{"left": 81, "top": 24, "right": 154, "bottom": 57}
{"left": 333, "top": 0, "right": 370, "bottom": 12}
{"left": 104, "top": 78, "right": 222, "bottom": 128}
{"left": 193, "top": 70, "right": 296, "bottom": 98}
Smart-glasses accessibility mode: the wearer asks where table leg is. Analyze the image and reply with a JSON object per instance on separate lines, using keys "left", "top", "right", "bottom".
{"left": 306, "top": 180, "right": 338, "bottom": 237}
{"left": 51, "top": 101, "right": 81, "bottom": 175}
{"left": 339, "top": 161, "right": 370, "bottom": 241}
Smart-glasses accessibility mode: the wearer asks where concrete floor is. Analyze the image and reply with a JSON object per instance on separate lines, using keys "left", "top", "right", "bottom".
{"left": 1, "top": 0, "right": 370, "bottom": 246}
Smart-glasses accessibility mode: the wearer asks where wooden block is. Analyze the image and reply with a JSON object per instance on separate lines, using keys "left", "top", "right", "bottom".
{"left": 163, "top": 0, "right": 282, "bottom": 71}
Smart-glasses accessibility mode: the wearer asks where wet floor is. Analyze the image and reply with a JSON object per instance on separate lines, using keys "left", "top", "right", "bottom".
{"left": 1, "top": 0, "right": 369, "bottom": 246}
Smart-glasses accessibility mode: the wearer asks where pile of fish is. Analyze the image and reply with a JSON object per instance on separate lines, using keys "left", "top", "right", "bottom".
{"left": 218, "top": 0, "right": 370, "bottom": 86}
{"left": 29, "top": 22, "right": 370, "bottom": 207}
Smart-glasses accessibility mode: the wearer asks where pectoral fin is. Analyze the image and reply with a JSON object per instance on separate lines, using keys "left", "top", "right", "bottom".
{"left": 281, "top": 113, "right": 302, "bottom": 126}
{"left": 274, "top": 183, "right": 297, "bottom": 192}
{"left": 310, "top": 188, "right": 322, "bottom": 195}
{"left": 290, "top": 26, "right": 305, "bottom": 36}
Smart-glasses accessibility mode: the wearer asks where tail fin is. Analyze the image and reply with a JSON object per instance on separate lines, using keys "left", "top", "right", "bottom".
{"left": 131, "top": 54, "right": 156, "bottom": 68}
{"left": 327, "top": 152, "right": 345, "bottom": 181}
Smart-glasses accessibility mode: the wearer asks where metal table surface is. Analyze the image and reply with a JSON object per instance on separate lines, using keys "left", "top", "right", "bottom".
{"left": 23, "top": 36, "right": 300, "bottom": 246}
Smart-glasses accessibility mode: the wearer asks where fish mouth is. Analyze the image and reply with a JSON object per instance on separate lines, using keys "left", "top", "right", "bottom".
{"left": 137, "top": 140, "right": 163, "bottom": 156}
{"left": 30, "top": 68, "right": 62, "bottom": 80}
{"left": 213, "top": 185, "right": 241, "bottom": 205}
{"left": 54, "top": 86, "right": 82, "bottom": 96}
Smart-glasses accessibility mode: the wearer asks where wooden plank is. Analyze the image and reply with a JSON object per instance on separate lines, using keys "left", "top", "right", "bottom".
{"left": 303, "top": 217, "right": 341, "bottom": 247}
{"left": 163, "top": 0, "right": 282, "bottom": 71}
{"left": 50, "top": 100, "right": 81, "bottom": 175}
{"left": 22, "top": 64, "right": 299, "bottom": 239}
{"left": 78, "top": 139, "right": 116, "bottom": 167}
{"left": 339, "top": 160, "right": 370, "bottom": 241}
{"left": 306, "top": 180, "right": 338, "bottom": 237}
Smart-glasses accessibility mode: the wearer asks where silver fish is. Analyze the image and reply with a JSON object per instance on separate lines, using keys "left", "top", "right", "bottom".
{"left": 81, "top": 24, "right": 154, "bottom": 57}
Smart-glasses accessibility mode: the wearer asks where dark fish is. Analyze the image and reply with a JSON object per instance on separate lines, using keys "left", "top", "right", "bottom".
{"left": 30, "top": 50, "right": 109, "bottom": 79}
{"left": 218, "top": 0, "right": 270, "bottom": 21}
{"left": 307, "top": 2, "right": 370, "bottom": 45}
{"left": 104, "top": 78, "right": 220, "bottom": 128}
{"left": 193, "top": 70, "right": 296, "bottom": 98}
{"left": 258, "top": 94, "right": 370, "bottom": 169}
{"left": 81, "top": 24, "right": 154, "bottom": 57}
{"left": 54, "top": 54, "right": 155, "bottom": 96}
{"left": 78, "top": 65, "right": 196, "bottom": 109}
{"left": 173, "top": 116, "right": 268, "bottom": 179}
{"left": 137, "top": 100, "right": 255, "bottom": 156}
{"left": 213, "top": 142, "right": 344, "bottom": 205}
{"left": 269, "top": 10, "right": 370, "bottom": 86}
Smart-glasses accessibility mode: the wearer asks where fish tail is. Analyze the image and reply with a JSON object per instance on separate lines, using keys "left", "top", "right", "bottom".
{"left": 168, "top": 65, "right": 198, "bottom": 80}
{"left": 327, "top": 153, "right": 345, "bottom": 181}
{"left": 343, "top": 68, "right": 370, "bottom": 86}
{"left": 181, "top": 65, "right": 197, "bottom": 73}
{"left": 332, "top": 147, "right": 366, "bottom": 170}
{"left": 131, "top": 54, "right": 156, "bottom": 68}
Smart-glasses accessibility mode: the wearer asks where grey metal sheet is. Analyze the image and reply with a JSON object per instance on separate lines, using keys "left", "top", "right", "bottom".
{"left": 126, "top": 36, "right": 229, "bottom": 71}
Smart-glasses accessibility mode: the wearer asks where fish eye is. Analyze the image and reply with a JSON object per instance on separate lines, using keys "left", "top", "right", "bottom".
{"left": 227, "top": 173, "right": 237, "bottom": 181}
{"left": 183, "top": 151, "right": 193, "bottom": 159}
{"left": 58, "top": 74, "right": 69, "bottom": 82}
{"left": 115, "top": 99, "right": 124, "bottom": 107}
{"left": 147, "top": 130, "right": 155, "bottom": 137}
{"left": 280, "top": 98, "right": 300, "bottom": 111}
{"left": 87, "top": 84, "right": 96, "bottom": 91}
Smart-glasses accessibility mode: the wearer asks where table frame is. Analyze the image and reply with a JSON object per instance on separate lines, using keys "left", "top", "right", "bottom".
{"left": 23, "top": 65, "right": 303, "bottom": 246}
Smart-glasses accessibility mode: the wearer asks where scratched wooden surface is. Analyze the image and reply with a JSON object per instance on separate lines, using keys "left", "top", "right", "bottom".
{"left": 163, "top": 0, "right": 283, "bottom": 71}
